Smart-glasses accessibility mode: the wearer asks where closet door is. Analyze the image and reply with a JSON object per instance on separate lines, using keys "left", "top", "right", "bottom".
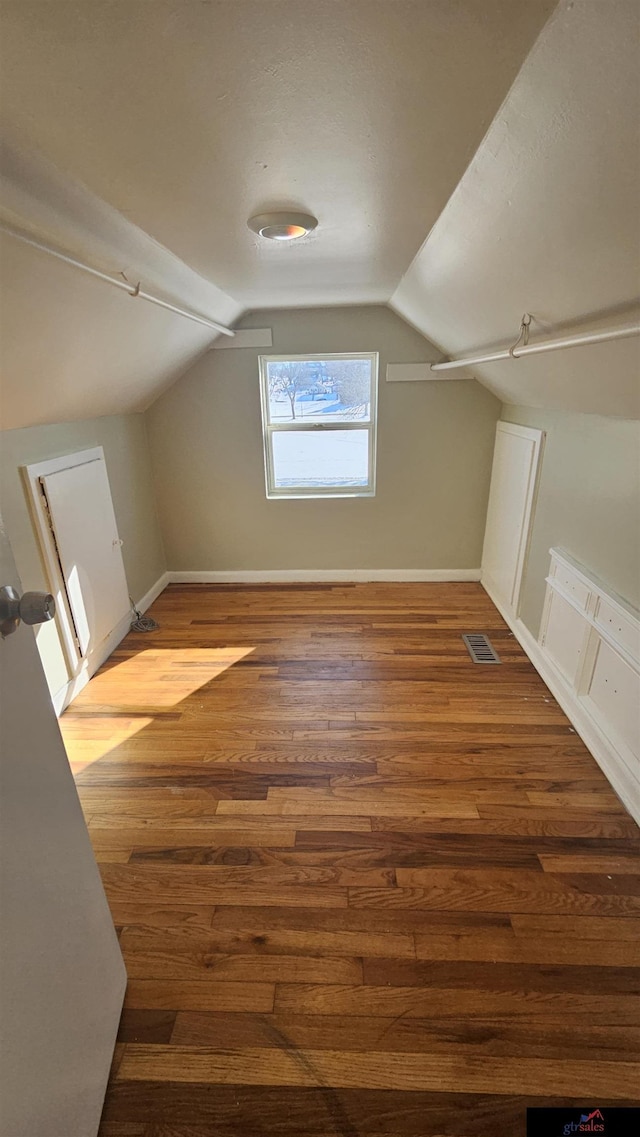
{"left": 41, "top": 455, "right": 129, "bottom": 656}
{"left": 481, "top": 422, "right": 544, "bottom": 616}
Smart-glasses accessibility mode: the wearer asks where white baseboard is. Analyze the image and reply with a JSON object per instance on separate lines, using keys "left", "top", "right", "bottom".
{"left": 482, "top": 578, "right": 640, "bottom": 828}
{"left": 136, "top": 571, "right": 170, "bottom": 612}
{"left": 52, "top": 669, "right": 90, "bottom": 716}
{"left": 53, "top": 572, "right": 170, "bottom": 716}
{"left": 169, "top": 568, "right": 481, "bottom": 584}
{"left": 52, "top": 610, "right": 130, "bottom": 716}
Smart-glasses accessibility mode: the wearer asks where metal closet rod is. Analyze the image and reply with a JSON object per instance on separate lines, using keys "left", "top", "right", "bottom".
{"left": 430, "top": 322, "right": 640, "bottom": 371}
{"left": 0, "top": 222, "right": 235, "bottom": 337}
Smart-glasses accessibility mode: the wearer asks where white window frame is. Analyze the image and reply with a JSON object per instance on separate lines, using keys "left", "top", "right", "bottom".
{"left": 259, "top": 352, "right": 378, "bottom": 499}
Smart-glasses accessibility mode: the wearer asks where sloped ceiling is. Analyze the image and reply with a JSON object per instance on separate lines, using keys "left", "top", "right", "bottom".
{"left": 0, "top": 0, "right": 637, "bottom": 429}
{"left": 391, "top": 0, "right": 640, "bottom": 419}
{"left": 0, "top": 0, "right": 553, "bottom": 309}
{"left": 0, "top": 143, "right": 242, "bottom": 428}
{"left": 0, "top": 0, "right": 555, "bottom": 429}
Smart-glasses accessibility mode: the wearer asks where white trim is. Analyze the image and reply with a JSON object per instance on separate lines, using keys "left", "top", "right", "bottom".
{"left": 23, "top": 447, "right": 170, "bottom": 717}
{"left": 386, "top": 362, "right": 466, "bottom": 382}
{"left": 545, "top": 547, "right": 640, "bottom": 634}
{"left": 258, "top": 352, "right": 379, "bottom": 500}
{"left": 542, "top": 550, "right": 639, "bottom": 675}
{"left": 51, "top": 611, "right": 131, "bottom": 716}
{"left": 497, "top": 421, "right": 545, "bottom": 446}
{"left": 169, "top": 569, "right": 481, "bottom": 583}
{"left": 51, "top": 673, "right": 89, "bottom": 717}
{"left": 51, "top": 571, "right": 169, "bottom": 716}
{"left": 213, "top": 328, "right": 272, "bottom": 350}
{"left": 22, "top": 448, "right": 107, "bottom": 675}
{"left": 483, "top": 577, "right": 640, "bottom": 828}
{"left": 24, "top": 446, "right": 104, "bottom": 479}
{"left": 481, "top": 421, "right": 545, "bottom": 618}
{"left": 135, "top": 571, "right": 170, "bottom": 614}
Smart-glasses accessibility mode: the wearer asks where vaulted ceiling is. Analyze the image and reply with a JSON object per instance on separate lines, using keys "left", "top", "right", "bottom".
{"left": 391, "top": 0, "right": 640, "bottom": 418}
{"left": 0, "top": 0, "right": 638, "bottom": 429}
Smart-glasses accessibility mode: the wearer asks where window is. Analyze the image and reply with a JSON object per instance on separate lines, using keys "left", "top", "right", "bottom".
{"left": 259, "top": 353, "right": 378, "bottom": 498}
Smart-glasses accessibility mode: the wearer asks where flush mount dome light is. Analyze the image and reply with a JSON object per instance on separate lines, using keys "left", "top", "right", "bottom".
{"left": 248, "top": 211, "right": 318, "bottom": 241}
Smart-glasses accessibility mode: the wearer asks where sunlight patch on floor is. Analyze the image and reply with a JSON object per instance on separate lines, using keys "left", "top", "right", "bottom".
{"left": 60, "top": 714, "right": 154, "bottom": 774}
{"left": 70, "top": 647, "right": 256, "bottom": 709}
{"left": 60, "top": 646, "right": 256, "bottom": 771}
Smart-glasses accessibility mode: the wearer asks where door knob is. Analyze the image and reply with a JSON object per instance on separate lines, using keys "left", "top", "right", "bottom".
{"left": 0, "top": 586, "right": 56, "bottom": 638}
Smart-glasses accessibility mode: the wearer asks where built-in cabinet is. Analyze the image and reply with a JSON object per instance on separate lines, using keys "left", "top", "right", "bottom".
{"left": 540, "top": 548, "right": 640, "bottom": 822}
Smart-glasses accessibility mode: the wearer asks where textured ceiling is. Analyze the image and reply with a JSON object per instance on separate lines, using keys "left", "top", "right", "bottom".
{"left": 0, "top": 141, "right": 242, "bottom": 429}
{"left": 0, "top": 0, "right": 638, "bottom": 427}
{"left": 391, "top": 0, "right": 640, "bottom": 418}
{"left": 0, "top": 0, "right": 554, "bottom": 308}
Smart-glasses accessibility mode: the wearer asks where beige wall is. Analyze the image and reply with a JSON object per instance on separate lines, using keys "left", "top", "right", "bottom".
{"left": 503, "top": 405, "right": 640, "bottom": 635}
{"left": 0, "top": 413, "right": 166, "bottom": 693}
{"left": 146, "top": 306, "right": 501, "bottom": 573}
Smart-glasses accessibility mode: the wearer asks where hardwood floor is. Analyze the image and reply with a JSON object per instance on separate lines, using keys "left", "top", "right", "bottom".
{"left": 60, "top": 583, "right": 640, "bottom": 1136}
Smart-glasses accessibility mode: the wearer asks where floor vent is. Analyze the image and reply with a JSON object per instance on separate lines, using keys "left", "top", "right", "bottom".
{"left": 462, "top": 633, "right": 501, "bottom": 664}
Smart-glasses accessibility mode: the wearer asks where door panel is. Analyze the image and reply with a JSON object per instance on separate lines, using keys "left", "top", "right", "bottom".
{"left": 42, "top": 458, "right": 130, "bottom": 656}
{"left": 0, "top": 515, "right": 125, "bottom": 1137}
{"left": 481, "top": 422, "right": 544, "bottom": 615}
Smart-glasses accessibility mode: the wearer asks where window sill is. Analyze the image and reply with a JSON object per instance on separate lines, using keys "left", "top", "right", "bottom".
{"left": 266, "top": 490, "right": 377, "bottom": 501}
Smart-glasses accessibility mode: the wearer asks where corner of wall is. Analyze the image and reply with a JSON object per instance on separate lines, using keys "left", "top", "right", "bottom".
{"left": 140, "top": 410, "right": 168, "bottom": 575}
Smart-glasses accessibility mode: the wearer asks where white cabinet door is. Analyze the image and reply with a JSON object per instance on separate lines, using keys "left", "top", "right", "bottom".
{"left": 0, "top": 514, "right": 125, "bottom": 1137}
{"left": 586, "top": 639, "right": 640, "bottom": 760}
{"left": 42, "top": 457, "right": 130, "bottom": 656}
{"left": 482, "top": 422, "right": 544, "bottom": 615}
{"left": 543, "top": 588, "right": 591, "bottom": 686}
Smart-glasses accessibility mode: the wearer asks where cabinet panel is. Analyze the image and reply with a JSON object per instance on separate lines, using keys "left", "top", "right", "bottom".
{"left": 586, "top": 640, "right": 640, "bottom": 761}
{"left": 539, "top": 549, "right": 640, "bottom": 824}
{"left": 543, "top": 589, "right": 589, "bottom": 686}
{"left": 551, "top": 563, "right": 591, "bottom": 612}
{"left": 594, "top": 597, "right": 640, "bottom": 665}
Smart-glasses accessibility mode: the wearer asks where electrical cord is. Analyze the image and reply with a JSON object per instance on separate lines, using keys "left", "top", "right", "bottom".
{"left": 129, "top": 596, "right": 160, "bottom": 632}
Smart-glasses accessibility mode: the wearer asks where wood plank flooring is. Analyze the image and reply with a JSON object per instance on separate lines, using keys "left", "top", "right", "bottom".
{"left": 59, "top": 583, "right": 640, "bottom": 1136}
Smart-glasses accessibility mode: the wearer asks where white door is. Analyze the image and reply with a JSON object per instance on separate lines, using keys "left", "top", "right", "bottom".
{"left": 0, "top": 515, "right": 126, "bottom": 1137}
{"left": 41, "top": 456, "right": 130, "bottom": 657}
{"left": 481, "top": 421, "right": 544, "bottom": 616}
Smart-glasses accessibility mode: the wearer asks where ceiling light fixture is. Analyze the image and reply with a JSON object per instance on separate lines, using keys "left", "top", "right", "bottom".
{"left": 248, "top": 211, "right": 318, "bottom": 241}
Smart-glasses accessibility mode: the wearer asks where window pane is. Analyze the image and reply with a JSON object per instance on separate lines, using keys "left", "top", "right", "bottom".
{"left": 272, "top": 429, "right": 370, "bottom": 490}
{"left": 266, "top": 358, "right": 372, "bottom": 423}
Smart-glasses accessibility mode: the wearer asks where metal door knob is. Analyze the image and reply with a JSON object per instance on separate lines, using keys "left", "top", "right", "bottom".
{"left": 0, "top": 586, "right": 56, "bottom": 638}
